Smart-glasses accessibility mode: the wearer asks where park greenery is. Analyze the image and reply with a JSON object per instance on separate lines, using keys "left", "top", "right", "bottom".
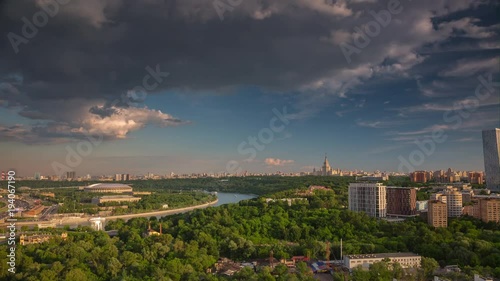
{"left": 14, "top": 176, "right": 356, "bottom": 195}
{"left": 24, "top": 187, "right": 215, "bottom": 215}
{"left": 0, "top": 176, "right": 498, "bottom": 280}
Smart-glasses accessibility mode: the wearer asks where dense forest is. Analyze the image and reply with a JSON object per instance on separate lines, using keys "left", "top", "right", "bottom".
{"left": 13, "top": 176, "right": 356, "bottom": 195}
{"left": 1, "top": 177, "right": 498, "bottom": 280}
{"left": 28, "top": 188, "right": 215, "bottom": 215}
{"left": 2, "top": 197, "right": 499, "bottom": 280}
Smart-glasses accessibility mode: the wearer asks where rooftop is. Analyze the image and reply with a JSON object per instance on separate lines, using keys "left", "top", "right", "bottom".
{"left": 473, "top": 194, "right": 500, "bottom": 199}
{"left": 86, "top": 183, "right": 132, "bottom": 188}
{"left": 97, "top": 195, "right": 137, "bottom": 199}
{"left": 345, "top": 252, "right": 420, "bottom": 259}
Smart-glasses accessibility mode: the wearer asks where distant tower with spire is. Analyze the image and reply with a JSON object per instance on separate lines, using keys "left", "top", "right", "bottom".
{"left": 322, "top": 153, "right": 332, "bottom": 176}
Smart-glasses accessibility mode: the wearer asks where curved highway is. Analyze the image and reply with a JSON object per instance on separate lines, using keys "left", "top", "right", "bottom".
{"left": 0, "top": 199, "right": 218, "bottom": 229}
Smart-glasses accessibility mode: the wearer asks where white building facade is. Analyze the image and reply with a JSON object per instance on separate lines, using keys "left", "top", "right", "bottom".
{"left": 343, "top": 253, "right": 421, "bottom": 269}
{"left": 89, "top": 217, "right": 106, "bottom": 231}
{"left": 349, "top": 183, "right": 387, "bottom": 218}
{"left": 443, "top": 189, "right": 463, "bottom": 218}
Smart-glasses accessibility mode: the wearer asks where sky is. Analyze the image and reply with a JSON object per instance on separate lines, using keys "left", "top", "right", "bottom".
{"left": 0, "top": 0, "right": 499, "bottom": 177}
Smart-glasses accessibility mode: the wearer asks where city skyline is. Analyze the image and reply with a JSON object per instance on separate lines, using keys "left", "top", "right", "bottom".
{"left": 5, "top": 159, "right": 489, "bottom": 180}
{"left": 1, "top": 1, "right": 499, "bottom": 279}
{"left": 0, "top": 1, "right": 499, "bottom": 176}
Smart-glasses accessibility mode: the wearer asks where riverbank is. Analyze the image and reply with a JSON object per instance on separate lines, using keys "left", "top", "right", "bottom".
{"left": 0, "top": 199, "right": 219, "bottom": 229}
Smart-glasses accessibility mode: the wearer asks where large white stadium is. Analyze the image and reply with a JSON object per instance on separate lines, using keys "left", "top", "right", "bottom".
{"left": 83, "top": 183, "right": 133, "bottom": 193}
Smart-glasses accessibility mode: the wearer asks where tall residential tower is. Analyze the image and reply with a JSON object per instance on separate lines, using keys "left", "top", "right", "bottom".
{"left": 348, "top": 182, "right": 387, "bottom": 218}
{"left": 482, "top": 129, "right": 500, "bottom": 191}
{"left": 428, "top": 200, "right": 448, "bottom": 228}
{"left": 386, "top": 187, "right": 417, "bottom": 216}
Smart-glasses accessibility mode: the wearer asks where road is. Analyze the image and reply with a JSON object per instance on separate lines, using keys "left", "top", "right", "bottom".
{"left": 103, "top": 199, "right": 218, "bottom": 220}
{"left": 0, "top": 199, "right": 218, "bottom": 229}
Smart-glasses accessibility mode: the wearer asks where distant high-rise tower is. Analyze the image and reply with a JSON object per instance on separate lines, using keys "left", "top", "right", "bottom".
{"left": 410, "top": 171, "right": 428, "bottom": 183}
{"left": 115, "top": 173, "right": 130, "bottom": 181}
{"left": 66, "top": 171, "right": 76, "bottom": 181}
{"left": 34, "top": 172, "right": 41, "bottom": 180}
{"left": 468, "top": 172, "right": 484, "bottom": 184}
{"left": 322, "top": 154, "right": 331, "bottom": 176}
{"left": 349, "top": 182, "right": 387, "bottom": 218}
{"left": 482, "top": 129, "right": 500, "bottom": 191}
{"left": 443, "top": 189, "right": 463, "bottom": 218}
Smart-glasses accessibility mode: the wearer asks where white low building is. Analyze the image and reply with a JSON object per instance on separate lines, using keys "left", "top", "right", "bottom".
{"left": 91, "top": 195, "right": 141, "bottom": 204}
{"left": 343, "top": 252, "right": 421, "bottom": 270}
{"left": 89, "top": 217, "right": 106, "bottom": 231}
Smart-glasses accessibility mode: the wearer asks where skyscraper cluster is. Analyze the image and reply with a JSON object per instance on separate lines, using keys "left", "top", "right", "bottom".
{"left": 409, "top": 169, "right": 484, "bottom": 184}
{"left": 348, "top": 183, "right": 417, "bottom": 219}
{"left": 349, "top": 183, "right": 500, "bottom": 227}
{"left": 66, "top": 171, "right": 76, "bottom": 180}
{"left": 429, "top": 187, "right": 464, "bottom": 223}
{"left": 115, "top": 173, "right": 130, "bottom": 181}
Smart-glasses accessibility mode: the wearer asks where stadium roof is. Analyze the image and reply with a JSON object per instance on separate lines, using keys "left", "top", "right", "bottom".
{"left": 86, "top": 183, "right": 131, "bottom": 188}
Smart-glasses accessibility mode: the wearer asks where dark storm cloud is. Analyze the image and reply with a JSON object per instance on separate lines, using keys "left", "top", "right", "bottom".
{"left": 0, "top": 0, "right": 498, "bottom": 143}
{"left": 1, "top": 0, "right": 349, "bottom": 100}
{"left": 0, "top": 0, "right": 432, "bottom": 100}
{"left": 89, "top": 105, "right": 119, "bottom": 118}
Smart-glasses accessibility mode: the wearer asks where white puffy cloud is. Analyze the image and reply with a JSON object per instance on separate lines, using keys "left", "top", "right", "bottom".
{"left": 84, "top": 106, "right": 187, "bottom": 138}
{"left": 265, "top": 158, "right": 294, "bottom": 166}
{"left": 0, "top": 105, "right": 188, "bottom": 143}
